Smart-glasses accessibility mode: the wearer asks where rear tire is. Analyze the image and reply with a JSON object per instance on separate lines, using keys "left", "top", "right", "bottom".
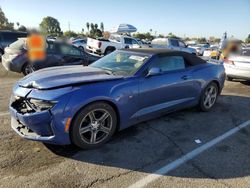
{"left": 226, "top": 76, "right": 233, "bottom": 81}
{"left": 22, "top": 63, "right": 34, "bottom": 75}
{"left": 0, "top": 49, "right": 3, "bottom": 62}
{"left": 70, "top": 102, "right": 117, "bottom": 149}
{"left": 199, "top": 82, "right": 218, "bottom": 112}
{"left": 79, "top": 46, "right": 85, "bottom": 52}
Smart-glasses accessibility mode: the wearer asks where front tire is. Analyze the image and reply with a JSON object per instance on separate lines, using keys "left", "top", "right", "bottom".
{"left": 199, "top": 82, "right": 218, "bottom": 112}
{"left": 70, "top": 102, "right": 117, "bottom": 149}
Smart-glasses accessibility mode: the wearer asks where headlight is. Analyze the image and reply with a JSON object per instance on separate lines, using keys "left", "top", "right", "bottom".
{"left": 28, "top": 98, "right": 57, "bottom": 111}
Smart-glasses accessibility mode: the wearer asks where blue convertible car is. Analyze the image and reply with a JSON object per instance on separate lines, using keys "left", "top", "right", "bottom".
{"left": 9, "top": 49, "right": 225, "bottom": 149}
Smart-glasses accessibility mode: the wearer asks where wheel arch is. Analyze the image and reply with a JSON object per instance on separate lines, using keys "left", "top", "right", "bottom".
{"left": 69, "top": 99, "right": 121, "bottom": 134}
{"left": 104, "top": 46, "right": 116, "bottom": 55}
{"left": 210, "top": 79, "right": 221, "bottom": 94}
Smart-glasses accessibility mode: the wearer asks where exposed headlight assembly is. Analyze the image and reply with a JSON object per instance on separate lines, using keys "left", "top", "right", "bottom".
{"left": 27, "top": 98, "right": 57, "bottom": 112}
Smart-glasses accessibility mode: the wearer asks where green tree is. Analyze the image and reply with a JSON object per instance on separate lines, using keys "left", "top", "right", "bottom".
{"left": 90, "top": 23, "right": 94, "bottom": 31}
{"left": 245, "top": 34, "right": 250, "bottom": 43}
{"left": 0, "top": 7, "right": 14, "bottom": 30}
{"left": 94, "top": 23, "right": 98, "bottom": 31}
{"left": 64, "top": 30, "right": 78, "bottom": 38}
{"left": 158, "top": 34, "right": 164, "bottom": 38}
{"left": 100, "top": 22, "right": 104, "bottom": 32}
{"left": 39, "top": 16, "right": 62, "bottom": 36}
{"left": 18, "top": 25, "right": 27, "bottom": 32}
{"left": 133, "top": 32, "right": 154, "bottom": 41}
{"left": 167, "top": 32, "right": 180, "bottom": 39}
{"left": 197, "top": 37, "right": 207, "bottom": 43}
{"left": 86, "top": 22, "right": 90, "bottom": 32}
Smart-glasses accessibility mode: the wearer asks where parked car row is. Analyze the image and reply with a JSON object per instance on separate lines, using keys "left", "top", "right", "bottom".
{"left": 1, "top": 30, "right": 249, "bottom": 82}
{"left": 85, "top": 34, "right": 196, "bottom": 57}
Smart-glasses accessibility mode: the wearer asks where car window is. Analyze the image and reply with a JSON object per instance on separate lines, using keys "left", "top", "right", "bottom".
{"left": 109, "top": 35, "right": 121, "bottom": 42}
{"left": 178, "top": 41, "right": 186, "bottom": 48}
{"left": 124, "top": 38, "right": 132, "bottom": 45}
{"left": 2, "top": 32, "right": 26, "bottom": 42}
{"left": 170, "top": 39, "right": 179, "bottom": 47}
{"left": 132, "top": 39, "right": 139, "bottom": 45}
{"left": 152, "top": 56, "right": 186, "bottom": 72}
{"left": 46, "top": 42, "right": 55, "bottom": 53}
{"left": 59, "top": 44, "right": 81, "bottom": 56}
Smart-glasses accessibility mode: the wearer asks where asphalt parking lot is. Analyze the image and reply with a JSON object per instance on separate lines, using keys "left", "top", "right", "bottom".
{"left": 0, "top": 65, "right": 250, "bottom": 188}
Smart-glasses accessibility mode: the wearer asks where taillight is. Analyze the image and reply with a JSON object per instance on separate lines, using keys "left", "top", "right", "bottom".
{"left": 224, "top": 59, "right": 235, "bottom": 65}
{"left": 97, "top": 41, "right": 102, "bottom": 48}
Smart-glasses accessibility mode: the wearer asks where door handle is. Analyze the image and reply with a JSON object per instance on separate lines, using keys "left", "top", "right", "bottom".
{"left": 181, "top": 75, "right": 191, "bottom": 80}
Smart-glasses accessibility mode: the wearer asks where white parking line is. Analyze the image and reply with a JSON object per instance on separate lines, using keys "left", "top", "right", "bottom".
{"left": 128, "top": 119, "right": 250, "bottom": 188}
{"left": 0, "top": 112, "right": 10, "bottom": 117}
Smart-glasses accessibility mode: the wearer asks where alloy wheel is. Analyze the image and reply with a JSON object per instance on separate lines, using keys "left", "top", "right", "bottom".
{"left": 24, "top": 64, "right": 35, "bottom": 75}
{"left": 203, "top": 85, "right": 217, "bottom": 109}
{"left": 79, "top": 109, "right": 112, "bottom": 144}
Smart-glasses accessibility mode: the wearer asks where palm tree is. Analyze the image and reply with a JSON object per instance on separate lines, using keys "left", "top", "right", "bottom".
{"left": 90, "top": 23, "right": 94, "bottom": 32}
{"left": 100, "top": 22, "right": 104, "bottom": 32}
{"left": 94, "top": 23, "right": 98, "bottom": 31}
{"left": 86, "top": 22, "right": 90, "bottom": 32}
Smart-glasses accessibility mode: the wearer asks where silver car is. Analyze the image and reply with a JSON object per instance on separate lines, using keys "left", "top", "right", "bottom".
{"left": 151, "top": 38, "right": 197, "bottom": 55}
{"left": 72, "top": 38, "right": 87, "bottom": 51}
{"left": 224, "top": 50, "right": 250, "bottom": 81}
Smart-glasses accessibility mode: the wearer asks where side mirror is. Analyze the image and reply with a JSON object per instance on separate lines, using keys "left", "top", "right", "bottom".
{"left": 146, "top": 67, "right": 161, "bottom": 77}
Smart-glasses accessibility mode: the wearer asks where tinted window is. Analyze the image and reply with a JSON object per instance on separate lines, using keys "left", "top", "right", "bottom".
{"left": 46, "top": 42, "right": 55, "bottom": 53}
{"left": 2, "top": 32, "right": 26, "bottom": 42}
{"left": 170, "top": 39, "right": 179, "bottom": 47}
{"left": 124, "top": 38, "right": 133, "bottom": 45}
{"left": 59, "top": 44, "right": 81, "bottom": 56}
{"left": 153, "top": 56, "right": 186, "bottom": 72}
{"left": 132, "top": 39, "right": 139, "bottom": 45}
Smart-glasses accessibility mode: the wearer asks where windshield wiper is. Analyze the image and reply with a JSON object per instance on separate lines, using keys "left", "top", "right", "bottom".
{"left": 101, "top": 68, "right": 116, "bottom": 75}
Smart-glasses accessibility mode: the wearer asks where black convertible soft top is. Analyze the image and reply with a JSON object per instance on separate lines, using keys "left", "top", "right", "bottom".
{"left": 121, "top": 48, "right": 207, "bottom": 66}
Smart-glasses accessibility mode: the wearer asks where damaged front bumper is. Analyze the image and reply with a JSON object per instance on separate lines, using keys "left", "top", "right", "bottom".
{"left": 9, "top": 87, "right": 72, "bottom": 145}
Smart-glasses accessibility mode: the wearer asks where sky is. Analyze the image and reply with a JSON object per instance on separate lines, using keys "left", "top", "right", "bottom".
{"left": 0, "top": 0, "right": 250, "bottom": 39}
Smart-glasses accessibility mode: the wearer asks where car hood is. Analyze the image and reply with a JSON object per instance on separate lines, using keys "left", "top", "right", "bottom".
{"left": 18, "top": 65, "right": 123, "bottom": 90}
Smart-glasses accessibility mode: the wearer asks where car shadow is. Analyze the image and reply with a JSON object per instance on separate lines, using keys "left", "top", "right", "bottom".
{"left": 45, "top": 95, "right": 250, "bottom": 179}
{"left": 227, "top": 79, "right": 250, "bottom": 86}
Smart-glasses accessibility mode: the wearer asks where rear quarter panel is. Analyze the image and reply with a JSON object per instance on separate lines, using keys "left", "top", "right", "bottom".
{"left": 192, "top": 62, "right": 225, "bottom": 94}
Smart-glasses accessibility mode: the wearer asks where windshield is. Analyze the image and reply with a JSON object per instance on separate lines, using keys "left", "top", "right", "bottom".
{"left": 89, "top": 51, "right": 150, "bottom": 76}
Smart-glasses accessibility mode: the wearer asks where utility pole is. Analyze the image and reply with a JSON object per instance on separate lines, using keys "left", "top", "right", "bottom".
{"left": 68, "top": 22, "right": 71, "bottom": 31}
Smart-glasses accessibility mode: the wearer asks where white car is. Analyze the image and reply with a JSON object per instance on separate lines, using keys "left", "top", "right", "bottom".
{"left": 203, "top": 46, "right": 220, "bottom": 59}
{"left": 86, "top": 34, "right": 142, "bottom": 56}
{"left": 190, "top": 44, "right": 210, "bottom": 56}
{"left": 151, "top": 38, "right": 197, "bottom": 54}
{"left": 72, "top": 38, "right": 87, "bottom": 51}
{"left": 224, "top": 50, "right": 250, "bottom": 81}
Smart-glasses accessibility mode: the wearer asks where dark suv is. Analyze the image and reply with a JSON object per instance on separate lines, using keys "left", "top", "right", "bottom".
{"left": 0, "top": 31, "right": 27, "bottom": 57}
